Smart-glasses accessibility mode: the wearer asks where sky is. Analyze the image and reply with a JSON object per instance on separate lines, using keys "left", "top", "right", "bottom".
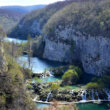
{"left": 0, "top": 0, "right": 64, "bottom": 6}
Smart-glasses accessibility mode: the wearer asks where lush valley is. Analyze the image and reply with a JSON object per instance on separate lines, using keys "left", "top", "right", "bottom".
{"left": 11, "top": 0, "right": 110, "bottom": 76}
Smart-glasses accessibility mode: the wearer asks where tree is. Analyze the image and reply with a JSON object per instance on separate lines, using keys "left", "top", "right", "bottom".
{"left": 27, "top": 34, "right": 33, "bottom": 68}
{"left": 62, "top": 69, "right": 79, "bottom": 86}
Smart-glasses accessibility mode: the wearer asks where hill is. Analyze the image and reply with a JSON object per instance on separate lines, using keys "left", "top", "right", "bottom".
{"left": 0, "top": 9, "right": 24, "bottom": 33}
{"left": 8, "top": 0, "right": 75, "bottom": 39}
{"left": 0, "top": 5, "right": 46, "bottom": 34}
{"left": 43, "top": 0, "right": 110, "bottom": 38}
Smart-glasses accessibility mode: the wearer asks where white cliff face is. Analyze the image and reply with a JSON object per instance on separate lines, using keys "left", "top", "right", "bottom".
{"left": 43, "top": 25, "right": 110, "bottom": 76}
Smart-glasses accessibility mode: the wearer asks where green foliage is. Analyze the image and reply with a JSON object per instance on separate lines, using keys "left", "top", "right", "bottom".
{"left": 50, "top": 82, "right": 60, "bottom": 91}
{"left": 43, "top": 0, "right": 110, "bottom": 38}
{"left": 62, "top": 69, "right": 79, "bottom": 86}
{"left": 0, "top": 13, "right": 21, "bottom": 33}
{"left": 9, "top": 0, "right": 74, "bottom": 39}
{"left": 0, "top": 95, "right": 6, "bottom": 104}
{"left": 86, "top": 76, "right": 110, "bottom": 89}
{"left": 33, "top": 77, "right": 42, "bottom": 83}
{"left": 86, "top": 82, "right": 103, "bottom": 89}
{"left": 62, "top": 69, "right": 79, "bottom": 80}
{"left": 22, "top": 68, "right": 32, "bottom": 80}
{"left": 27, "top": 84, "right": 33, "bottom": 90}
{"left": 61, "top": 65, "right": 82, "bottom": 86}
{"left": 69, "top": 65, "right": 82, "bottom": 77}
{"left": 7, "top": 57, "right": 24, "bottom": 83}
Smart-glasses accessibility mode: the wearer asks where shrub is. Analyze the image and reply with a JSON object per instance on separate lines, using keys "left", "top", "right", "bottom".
{"left": 62, "top": 69, "right": 79, "bottom": 86}
{"left": 69, "top": 65, "right": 82, "bottom": 77}
{"left": 27, "top": 84, "right": 33, "bottom": 90}
{"left": 90, "top": 76, "right": 110, "bottom": 89}
{"left": 85, "top": 82, "right": 103, "bottom": 89}
{"left": 50, "top": 83, "right": 60, "bottom": 91}
{"left": 22, "top": 68, "right": 32, "bottom": 80}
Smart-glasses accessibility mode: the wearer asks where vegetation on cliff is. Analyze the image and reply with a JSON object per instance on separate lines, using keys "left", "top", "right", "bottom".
{"left": 43, "top": 0, "right": 110, "bottom": 38}
{"left": 9, "top": 0, "right": 75, "bottom": 39}
{"left": 86, "top": 76, "right": 110, "bottom": 89}
{"left": 0, "top": 9, "right": 24, "bottom": 33}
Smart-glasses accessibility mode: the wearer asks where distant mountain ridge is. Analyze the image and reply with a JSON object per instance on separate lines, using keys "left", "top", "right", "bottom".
{"left": 0, "top": 5, "right": 46, "bottom": 13}
{"left": 0, "top": 5, "right": 46, "bottom": 33}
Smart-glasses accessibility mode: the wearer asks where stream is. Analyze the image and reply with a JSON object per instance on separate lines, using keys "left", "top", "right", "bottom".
{"left": 6, "top": 37, "right": 110, "bottom": 110}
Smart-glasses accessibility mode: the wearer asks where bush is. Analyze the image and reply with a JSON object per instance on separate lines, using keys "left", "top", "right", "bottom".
{"left": 22, "top": 68, "right": 32, "bottom": 80}
{"left": 69, "top": 65, "right": 82, "bottom": 77}
{"left": 50, "top": 83, "right": 60, "bottom": 91}
{"left": 88, "top": 76, "right": 110, "bottom": 89}
{"left": 85, "top": 82, "right": 103, "bottom": 89}
{"left": 27, "top": 84, "right": 33, "bottom": 90}
{"left": 62, "top": 69, "right": 79, "bottom": 86}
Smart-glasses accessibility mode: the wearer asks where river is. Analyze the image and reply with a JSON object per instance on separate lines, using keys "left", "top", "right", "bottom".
{"left": 6, "top": 37, "right": 110, "bottom": 110}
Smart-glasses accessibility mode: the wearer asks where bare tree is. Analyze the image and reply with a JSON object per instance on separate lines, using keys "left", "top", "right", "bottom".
{"left": 27, "top": 34, "right": 33, "bottom": 68}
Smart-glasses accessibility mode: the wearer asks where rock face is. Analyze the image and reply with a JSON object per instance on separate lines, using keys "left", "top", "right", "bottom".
{"left": 43, "top": 25, "right": 110, "bottom": 76}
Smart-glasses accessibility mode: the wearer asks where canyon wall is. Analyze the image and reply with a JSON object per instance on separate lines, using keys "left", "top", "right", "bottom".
{"left": 43, "top": 25, "right": 110, "bottom": 76}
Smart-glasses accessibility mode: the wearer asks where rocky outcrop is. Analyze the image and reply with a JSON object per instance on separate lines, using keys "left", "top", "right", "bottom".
{"left": 43, "top": 25, "right": 110, "bottom": 76}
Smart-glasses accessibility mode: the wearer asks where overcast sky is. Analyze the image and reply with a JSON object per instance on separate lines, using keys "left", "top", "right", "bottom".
{"left": 0, "top": 0, "right": 64, "bottom": 6}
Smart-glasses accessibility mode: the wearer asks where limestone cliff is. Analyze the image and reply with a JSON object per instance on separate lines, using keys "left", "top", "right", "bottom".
{"left": 43, "top": 25, "right": 110, "bottom": 76}
{"left": 42, "top": 0, "right": 110, "bottom": 76}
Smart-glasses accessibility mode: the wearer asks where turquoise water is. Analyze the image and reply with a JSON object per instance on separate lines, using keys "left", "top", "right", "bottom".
{"left": 18, "top": 55, "right": 65, "bottom": 73}
{"left": 5, "top": 37, "right": 26, "bottom": 44}
{"left": 77, "top": 102, "right": 110, "bottom": 110}
{"left": 41, "top": 76, "right": 62, "bottom": 83}
{"left": 36, "top": 102, "right": 110, "bottom": 110}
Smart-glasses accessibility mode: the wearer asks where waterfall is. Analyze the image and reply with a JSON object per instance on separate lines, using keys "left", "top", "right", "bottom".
{"left": 33, "top": 96, "right": 37, "bottom": 101}
{"left": 46, "top": 92, "right": 52, "bottom": 102}
{"left": 95, "top": 91, "right": 100, "bottom": 100}
{"left": 81, "top": 90, "right": 87, "bottom": 102}
{"left": 92, "top": 89, "right": 95, "bottom": 100}
{"left": 105, "top": 89, "right": 110, "bottom": 101}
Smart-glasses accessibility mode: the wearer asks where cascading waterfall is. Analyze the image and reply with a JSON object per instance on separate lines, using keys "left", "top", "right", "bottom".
{"left": 46, "top": 92, "right": 52, "bottom": 102}
{"left": 33, "top": 96, "right": 38, "bottom": 101}
{"left": 105, "top": 89, "right": 110, "bottom": 101}
{"left": 92, "top": 89, "right": 95, "bottom": 100}
{"left": 95, "top": 91, "right": 100, "bottom": 100}
{"left": 81, "top": 90, "right": 87, "bottom": 102}
{"left": 42, "top": 71, "right": 53, "bottom": 78}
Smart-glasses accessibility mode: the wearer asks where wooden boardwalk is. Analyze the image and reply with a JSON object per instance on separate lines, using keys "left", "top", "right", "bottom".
{"left": 32, "top": 100, "right": 109, "bottom": 105}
